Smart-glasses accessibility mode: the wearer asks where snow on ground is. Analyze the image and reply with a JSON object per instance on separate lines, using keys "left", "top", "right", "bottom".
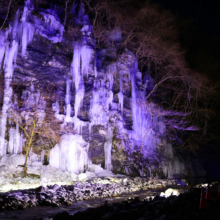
{"left": 0, "top": 153, "right": 125, "bottom": 192}
{"left": 160, "top": 188, "right": 181, "bottom": 197}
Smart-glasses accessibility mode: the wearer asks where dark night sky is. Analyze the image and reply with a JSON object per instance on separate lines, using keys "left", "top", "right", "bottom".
{"left": 155, "top": 0, "right": 220, "bottom": 82}
{"left": 156, "top": 0, "right": 220, "bottom": 36}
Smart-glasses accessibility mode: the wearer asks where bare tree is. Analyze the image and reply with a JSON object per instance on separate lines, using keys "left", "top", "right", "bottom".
{"left": 84, "top": 0, "right": 215, "bottom": 151}
{"left": 8, "top": 104, "right": 60, "bottom": 177}
{"left": 0, "top": 0, "right": 23, "bottom": 30}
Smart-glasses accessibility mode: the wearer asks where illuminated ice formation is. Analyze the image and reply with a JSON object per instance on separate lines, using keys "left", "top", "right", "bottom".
{"left": 0, "top": 0, "right": 34, "bottom": 156}
{"left": 0, "top": 40, "right": 18, "bottom": 156}
{"left": 49, "top": 134, "right": 89, "bottom": 174}
{"left": 65, "top": 78, "right": 72, "bottom": 122}
{"left": 8, "top": 124, "right": 24, "bottom": 154}
{"left": 130, "top": 63, "right": 166, "bottom": 155}
{"left": 118, "top": 69, "right": 124, "bottom": 113}
{"left": 21, "top": 83, "right": 46, "bottom": 125}
{"left": 161, "top": 143, "right": 186, "bottom": 178}
{"left": 89, "top": 87, "right": 113, "bottom": 129}
{"left": 71, "top": 43, "right": 93, "bottom": 117}
{"left": 20, "top": 0, "right": 34, "bottom": 57}
{"left": 0, "top": 1, "right": 188, "bottom": 179}
{"left": 34, "top": 5, "right": 64, "bottom": 43}
{"left": 104, "top": 126, "right": 113, "bottom": 171}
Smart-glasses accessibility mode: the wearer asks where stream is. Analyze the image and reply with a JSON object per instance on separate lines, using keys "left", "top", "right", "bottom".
{"left": 0, "top": 190, "right": 157, "bottom": 220}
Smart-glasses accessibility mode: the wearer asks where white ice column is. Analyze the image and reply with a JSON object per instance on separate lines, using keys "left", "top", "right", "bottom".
{"left": 71, "top": 43, "right": 85, "bottom": 119}
{"left": 131, "top": 69, "right": 138, "bottom": 134}
{"left": 0, "top": 40, "right": 18, "bottom": 156}
{"left": 71, "top": 43, "right": 93, "bottom": 133}
{"left": 65, "top": 78, "right": 72, "bottom": 122}
{"left": 50, "top": 134, "right": 89, "bottom": 174}
{"left": 118, "top": 70, "right": 124, "bottom": 113}
{"left": 104, "top": 126, "right": 113, "bottom": 171}
{"left": 8, "top": 123, "right": 23, "bottom": 154}
{"left": 0, "top": 0, "right": 35, "bottom": 156}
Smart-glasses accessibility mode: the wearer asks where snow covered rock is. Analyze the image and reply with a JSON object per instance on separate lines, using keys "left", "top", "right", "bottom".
{"left": 160, "top": 188, "right": 180, "bottom": 197}
{"left": 78, "top": 173, "right": 87, "bottom": 181}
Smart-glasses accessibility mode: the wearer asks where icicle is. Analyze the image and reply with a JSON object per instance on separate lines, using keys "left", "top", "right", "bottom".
{"left": 65, "top": 78, "right": 72, "bottom": 122}
{"left": 15, "top": 123, "right": 21, "bottom": 153}
{"left": 20, "top": 0, "right": 34, "bottom": 57}
{"left": 30, "top": 81, "right": 34, "bottom": 92}
{"left": 0, "top": 40, "right": 18, "bottom": 156}
{"left": 73, "top": 116, "right": 86, "bottom": 134}
{"left": 0, "top": 30, "right": 10, "bottom": 67}
{"left": 89, "top": 88, "right": 113, "bottom": 129}
{"left": 104, "top": 126, "right": 113, "bottom": 171}
{"left": 72, "top": 44, "right": 84, "bottom": 118}
{"left": 72, "top": 43, "right": 81, "bottom": 91}
{"left": 72, "top": 43, "right": 93, "bottom": 88}
{"left": 70, "top": 43, "right": 93, "bottom": 132}
{"left": 4, "top": 40, "right": 18, "bottom": 75}
{"left": 118, "top": 70, "right": 124, "bottom": 114}
{"left": 81, "top": 45, "right": 93, "bottom": 78}
{"left": 131, "top": 68, "right": 138, "bottom": 134}
{"left": 0, "top": 1, "right": 37, "bottom": 156}
{"left": 74, "top": 84, "right": 85, "bottom": 117}
{"left": 118, "top": 92, "right": 123, "bottom": 113}
{"left": 94, "top": 47, "right": 98, "bottom": 78}
{"left": 21, "top": 20, "right": 34, "bottom": 57}
{"left": 7, "top": 118, "right": 23, "bottom": 154}
{"left": 8, "top": 128, "right": 15, "bottom": 153}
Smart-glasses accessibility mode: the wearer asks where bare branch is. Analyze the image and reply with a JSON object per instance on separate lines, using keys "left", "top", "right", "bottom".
{"left": 0, "top": 0, "right": 12, "bottom": 31}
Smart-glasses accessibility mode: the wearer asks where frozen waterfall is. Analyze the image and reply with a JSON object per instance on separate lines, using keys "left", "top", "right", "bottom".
{"left": 0, "top": 0, "right": 34, "bottom": 156}
{"left": 130, "top": 62, "right": 166, "bottom": 155}
{"left": 70, "top": 43, "right": 93, "bottom": 131}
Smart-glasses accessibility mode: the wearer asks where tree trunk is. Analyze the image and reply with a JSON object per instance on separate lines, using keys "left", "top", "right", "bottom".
{"left": 23, "top": 120, "right": 37, "bottom": 177}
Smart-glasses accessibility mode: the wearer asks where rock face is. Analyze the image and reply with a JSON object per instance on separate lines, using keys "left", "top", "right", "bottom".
{"left": 0, "top": 1, "right": 205, "bottom": 178}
